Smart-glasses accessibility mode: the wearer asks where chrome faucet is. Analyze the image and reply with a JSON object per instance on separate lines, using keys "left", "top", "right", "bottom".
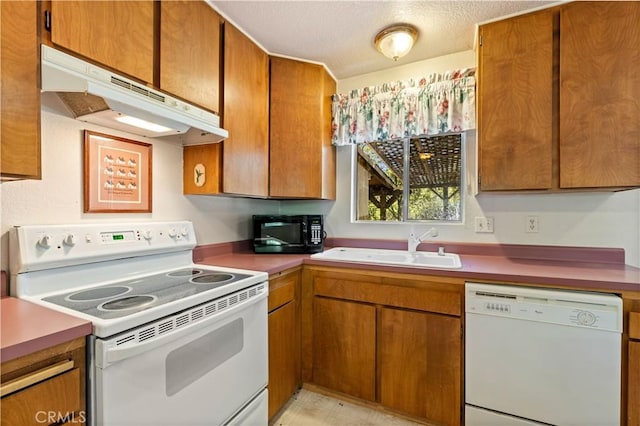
{"left": 408, "top": 227, "right": 438, "bottom": 253}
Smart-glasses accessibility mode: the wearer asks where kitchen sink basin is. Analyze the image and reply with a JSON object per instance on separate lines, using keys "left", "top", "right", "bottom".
{"left": 310, "top": 247, "right": 462, "bottom": 270}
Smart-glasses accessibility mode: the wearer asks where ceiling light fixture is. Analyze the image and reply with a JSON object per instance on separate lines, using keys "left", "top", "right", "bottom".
{"left": 374, "top": 24, "right": 418, "bottom": 61}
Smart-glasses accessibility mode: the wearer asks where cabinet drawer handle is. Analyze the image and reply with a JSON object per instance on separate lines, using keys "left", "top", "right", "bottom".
{"left": 1, "top": 359, "right": 74, "bottom": 397}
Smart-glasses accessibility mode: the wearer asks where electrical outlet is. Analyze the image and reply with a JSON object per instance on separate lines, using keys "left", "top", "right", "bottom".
{"left": 475, "top": 216, "right": 494, "bottom": 233}
{"left": 526, "top": 216, "right": 539, "bottom": 233}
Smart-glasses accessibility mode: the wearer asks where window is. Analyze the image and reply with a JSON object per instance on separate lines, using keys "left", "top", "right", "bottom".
{"left": 353, "top": 133, "right": 464, "bottom": 222}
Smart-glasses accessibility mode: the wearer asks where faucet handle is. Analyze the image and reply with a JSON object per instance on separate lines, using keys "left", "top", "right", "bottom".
{"left": 417, "top": 227, "right": 438, "bottom": 241}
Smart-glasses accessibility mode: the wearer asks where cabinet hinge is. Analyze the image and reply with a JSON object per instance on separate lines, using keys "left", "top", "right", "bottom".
{"left": 479, "top": 34, "right": 483, "bottom": 47}
{"left": 44, "top": 10, "right": 52, "bottom": 32}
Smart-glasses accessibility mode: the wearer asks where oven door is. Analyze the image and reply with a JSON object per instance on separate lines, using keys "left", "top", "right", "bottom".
{"left": 91, "top": 286, "right": 267, "bottom": 426}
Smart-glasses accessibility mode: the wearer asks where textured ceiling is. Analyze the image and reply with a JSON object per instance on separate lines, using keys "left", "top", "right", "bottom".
{"left": 209, "top": 1, "right": 555, "bottom": 79}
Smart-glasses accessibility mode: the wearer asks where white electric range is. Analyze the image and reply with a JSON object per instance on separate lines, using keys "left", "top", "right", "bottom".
{"left": 10, "top": 221, "right": 268, "bottom": 426}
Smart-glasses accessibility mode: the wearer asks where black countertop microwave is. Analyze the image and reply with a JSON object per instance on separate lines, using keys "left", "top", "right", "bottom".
{"left": 252, "top": 215, "right": 324, "bottom": 254}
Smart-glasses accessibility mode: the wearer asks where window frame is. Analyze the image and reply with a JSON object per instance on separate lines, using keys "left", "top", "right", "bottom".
{"left": 350, "top": 132, "right": 466, "bottom": 224}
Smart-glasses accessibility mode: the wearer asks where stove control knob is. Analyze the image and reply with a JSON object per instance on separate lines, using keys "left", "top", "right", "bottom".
{"left": 180, "top": 227, "right": 189, "bottom": 237}
{"left": 37, "top": 235, "right": 52, "bottom": 249}
{"left": 168, "top": 228, "right": 178, "bottom": 238}
{"left": 63, "top": 234, "right": 76, "bottom": 247}
{"left": 142, "top": 230, "right": 153, "bottom": 240}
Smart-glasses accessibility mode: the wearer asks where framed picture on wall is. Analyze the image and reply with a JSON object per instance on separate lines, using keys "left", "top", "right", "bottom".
{"left": 83, "top": 130, "right": 152, "bottom": 213}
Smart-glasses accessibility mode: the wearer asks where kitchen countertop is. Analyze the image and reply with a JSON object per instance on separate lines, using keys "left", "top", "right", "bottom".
{"left": 3, "top": 239, "right": 638, "bottom": 365}
{"left": 196, "top": 240, "right": 640, "bottom": 293}
{"left": 1, "top": 298, "right": 92, "bottom": 363}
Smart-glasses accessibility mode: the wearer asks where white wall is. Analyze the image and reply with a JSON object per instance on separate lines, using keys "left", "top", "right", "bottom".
{"left": 0, "top": 94, "right": 279, "bottom": 270}
{"left": 3, "top": 52, "right": 638, "bottom": 270}
{"left": 281, "top": 51, "right": 640, "bottom": 267}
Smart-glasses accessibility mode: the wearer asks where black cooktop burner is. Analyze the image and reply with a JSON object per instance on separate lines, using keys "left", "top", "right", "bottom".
{"left": 166, "top": 268, "right": 203, "bottom": 277}
{"left": 99, "top": 295, "right": 157, "bottom": 311}
{"left": 66, "top": 285, "right": 131, "bottom": 302}
{"left": 191, "top": 273, "right": 234, "bottom": 284}
{"left": 42, "top": 266, "right": 255, "bottom": 320}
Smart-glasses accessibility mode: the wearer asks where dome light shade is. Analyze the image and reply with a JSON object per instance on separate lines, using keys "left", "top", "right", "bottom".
{"left": 374, "top": 24, "right": 418, "bottom": 61}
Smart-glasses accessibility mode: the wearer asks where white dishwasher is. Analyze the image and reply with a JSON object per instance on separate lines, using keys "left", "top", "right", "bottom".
{"left": 465, "top": 283, "right": 622, "bottom": 426}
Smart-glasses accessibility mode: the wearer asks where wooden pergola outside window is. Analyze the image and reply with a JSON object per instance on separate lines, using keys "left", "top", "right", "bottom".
{"left": 356, "top": 134, "right": 462, "bottom": 221}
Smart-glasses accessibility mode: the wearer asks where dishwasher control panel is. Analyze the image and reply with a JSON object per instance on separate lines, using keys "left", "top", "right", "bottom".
{"left": 484, "top": 302, "right": 511, "bottom": 313}
{"left": 465, "top": 282, "right": 623, "bottom": 332}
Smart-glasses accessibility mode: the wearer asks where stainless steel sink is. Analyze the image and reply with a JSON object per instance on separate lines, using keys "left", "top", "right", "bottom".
{"left": 310, "top": 247, "right": 462, "bottom": 269}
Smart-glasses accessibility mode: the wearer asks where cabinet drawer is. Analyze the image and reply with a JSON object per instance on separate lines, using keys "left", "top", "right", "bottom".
{"left": 630, "top": 312, "right": 640, "bottom": 340}
{"left": 268, "top": 272, "right": 297, "bottom": 312}
{"left": 1, "top": 367, "right": 81, "bottom": 426}
{"left": 314, "top": 276, "right": 462, "bottom": 316}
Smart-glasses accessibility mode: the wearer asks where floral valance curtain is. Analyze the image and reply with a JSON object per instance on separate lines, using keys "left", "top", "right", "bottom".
{"left": 331, "top": 69, "right": 476, "bottom": 146}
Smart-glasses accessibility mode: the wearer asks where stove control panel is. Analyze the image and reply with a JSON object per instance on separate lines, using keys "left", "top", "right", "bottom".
{"left": 101, "top": 230, "right": 137, "bottom": 244}
{"left": 10, "top": 221, "right": 196, "bottom": 273}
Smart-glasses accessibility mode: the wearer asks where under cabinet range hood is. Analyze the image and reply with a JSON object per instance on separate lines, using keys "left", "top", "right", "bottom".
{"left": 40, "top": 45, "right": 228, "bottom": 145}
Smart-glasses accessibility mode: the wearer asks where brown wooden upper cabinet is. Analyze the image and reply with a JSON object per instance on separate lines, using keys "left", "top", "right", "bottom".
{"left": 49, "top": 1, "right": 155, "bottom": 84}
{"left": 270, "top": 57, "right": 336, "bottom": 199}
{"left": 160, "top": 0, "right": 221, "bottom": 114}
{"left": 559, "top": 2, "right": 640, "bottom": 189}
{"left": 222, "top": 23, "right": 270, "bottom": 197}
{"left": 1, "top": 0, "right": 41, "bottom": 180}
{"left": 478, "top": 2, "right": 640, "bottom": 192}
{"left": 477, "top": 10, "right": 554, "bottom": 191}
{"left": 183, "top": 22, "right": 269, "bottom": 197}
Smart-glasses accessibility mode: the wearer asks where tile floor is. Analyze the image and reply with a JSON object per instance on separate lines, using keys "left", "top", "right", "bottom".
{"left": 269, "top": 389, "right": 423, "bottom": 426}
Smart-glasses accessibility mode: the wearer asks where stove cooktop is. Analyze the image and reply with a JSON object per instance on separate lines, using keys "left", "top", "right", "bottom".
{"left": 43, "top": 267, "right": 253, "bottom": 320}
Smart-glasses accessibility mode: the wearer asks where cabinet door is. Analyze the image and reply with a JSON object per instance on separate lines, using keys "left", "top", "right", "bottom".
{"left": 478, "top": 11, "right": 554, "bottom": 191}
{"left": 630, "top": 341, "right": 640, "bottom": 426}
{"left": 222, "top": 23, "right": 269, "bottom": 197}
{"left": 160, "top": 0, "right": 220, "bottom": 113}
{"left": 183, "top": 144, "right": 222, "bottom": 194}
{"left": 270, "top": 57, "right": 336, "bottom": 199}
{"left": 51, "top": 1, "right": 154, "bottom": 83}
{"left": 268, "top": 269, "right": 301, "bottom": 419}
{"left": 312, "top": 297, "right": 376, "bottom": 401}
{"left": 559, "top": 2, "right": 640, "bottom": 189}
{"left": 1, "top": 0, "right": 41, "bottom": 179}
{"left": 379, "top": 307, "right": 461, "bottom": 425}
{"left": 268, "top": 301, "right": 299, "bottom": 419}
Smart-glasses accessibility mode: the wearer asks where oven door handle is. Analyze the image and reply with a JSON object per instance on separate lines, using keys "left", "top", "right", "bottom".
{"left": 99, "top": 291, "right": 267, "bottom": 367}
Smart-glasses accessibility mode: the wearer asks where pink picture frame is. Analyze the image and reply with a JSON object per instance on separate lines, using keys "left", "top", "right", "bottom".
{"left": 84, "top": 130, "right": 152, "bottom": 213}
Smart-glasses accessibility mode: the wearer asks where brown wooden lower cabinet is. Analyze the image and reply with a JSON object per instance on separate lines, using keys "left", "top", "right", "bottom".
{"left": 305, "top": 267, "right": 464, "bottom": 424}
{"left": 629, "top": 340, "right": 640, "bottom": 425}
{"left": 379, "top": 307, "right": 461, "bottom": 425}
{"left": 268, "top": 300, "right": 299, "bottom": 419}
{"left": 268, "top": 268, "right": 302, "bottom": 419}
{"left": 312, "top": 297, "right": 377, "bottom": 401}
{"left": 0, "top": 337, "right": 86, "bottom": 426}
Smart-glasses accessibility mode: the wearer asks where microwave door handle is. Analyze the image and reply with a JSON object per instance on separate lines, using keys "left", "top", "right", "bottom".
{"left": 100, "top": 292, "right": 267, "bottom": 367}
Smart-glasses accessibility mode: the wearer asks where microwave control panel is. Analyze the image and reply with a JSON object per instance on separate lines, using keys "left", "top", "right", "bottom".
{"left": 310, "top": 222, "right": 322, "bottom": 245}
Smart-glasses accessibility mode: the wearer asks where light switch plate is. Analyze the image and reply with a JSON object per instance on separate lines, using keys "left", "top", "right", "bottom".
{"left": 475, "top": 217, "right": 494, "bottom": 233}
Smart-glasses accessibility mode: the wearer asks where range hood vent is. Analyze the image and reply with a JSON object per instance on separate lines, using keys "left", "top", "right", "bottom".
{"left": 41, "top": 45, "right": 228, "bottom": 145}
